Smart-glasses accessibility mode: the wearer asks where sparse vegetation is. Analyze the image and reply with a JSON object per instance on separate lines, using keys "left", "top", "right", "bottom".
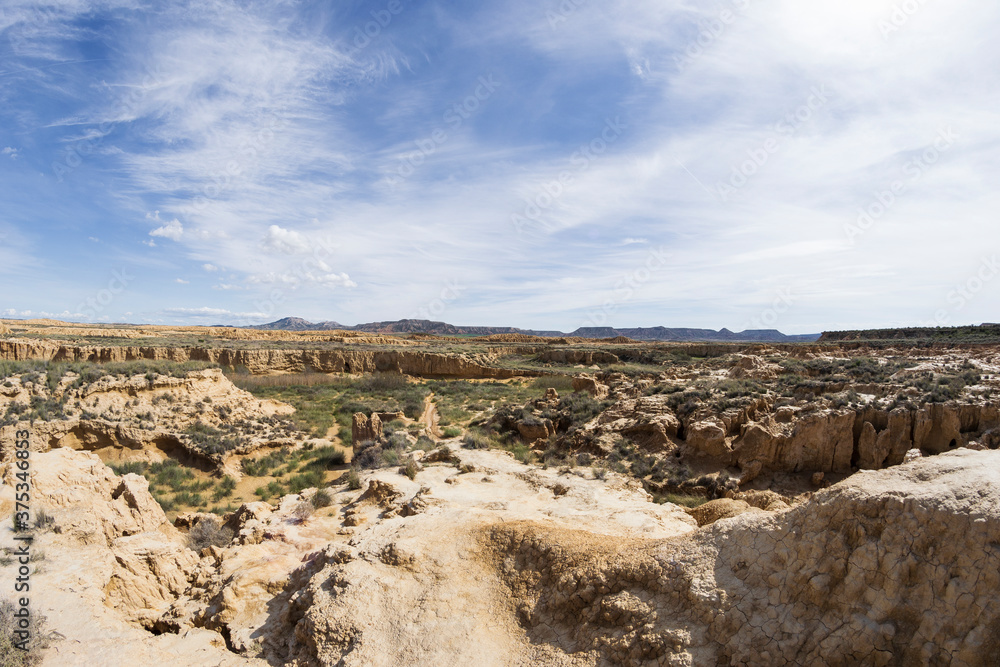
{"left": 185, "top": 516, "right": 234, "bottom": 551}
{"left": 0, "top": 596, "right": 54, "bottom": 665}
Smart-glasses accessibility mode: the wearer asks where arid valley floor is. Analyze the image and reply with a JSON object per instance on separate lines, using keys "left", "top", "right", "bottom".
{"left": 0, "top": 319, "right": 998, "bottom": 666}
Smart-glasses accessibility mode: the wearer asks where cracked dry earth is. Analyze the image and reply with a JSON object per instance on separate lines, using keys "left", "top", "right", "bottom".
{"left": 3, "top": 445, "right": 1000, "bottom": 666}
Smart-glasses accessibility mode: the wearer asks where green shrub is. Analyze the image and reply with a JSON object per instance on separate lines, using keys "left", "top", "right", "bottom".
{"left": 173, "top": 491, "right": 205, "bottom": 507}
{"left": 344, "top": 468, "right": 362, "bottom": 490}
{"left": 288, "top": 469, "right": 324, "bottom": 493}
{"left": 212, "top": 476, "right": 237, "bottom": 501}
{"left": 403, "top": 458, "right": 418, "bottom": 480}
{"left": 442, "top": 426, "right": 462, "bottom": 438}
{"left": 312, "top": 489, "right": 333, "bottom": 508}
{"left": 462, "top": 430, "right": 496, "bottom": 449}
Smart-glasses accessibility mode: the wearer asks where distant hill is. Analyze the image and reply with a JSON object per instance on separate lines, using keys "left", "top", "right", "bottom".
{"left": 569, "top": 326, "right": 819, "bottom": 342}
{"left": 247, "top": 317, "right": 346, "bottom": 331}
{"left": 819, "top": 324, "right": 1000, "bottom": 343}
{"left": 247, "top": 318, "right": 820, "bottom": 342}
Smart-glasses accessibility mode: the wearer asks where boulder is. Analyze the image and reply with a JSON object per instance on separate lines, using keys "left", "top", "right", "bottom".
{"left": 516, "top": 418, "right": 554, "bottom": 442}
{"left": 684, "top": 417, "right": 730, "bottom": 460}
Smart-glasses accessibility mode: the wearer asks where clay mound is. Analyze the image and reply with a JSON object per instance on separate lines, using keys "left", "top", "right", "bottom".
{"left": 598, "top": 336, "right": 639, "bottom": 344}
{"left": 686, "top": 497, "right": 756, "bottom": 526}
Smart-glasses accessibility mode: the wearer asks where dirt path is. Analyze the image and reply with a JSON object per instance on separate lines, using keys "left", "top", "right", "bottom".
{"left": 420, "top": 393, "right": 443, "bottom": 440}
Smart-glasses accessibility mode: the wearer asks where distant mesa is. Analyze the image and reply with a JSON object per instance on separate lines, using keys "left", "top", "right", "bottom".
{"left": 245, "top": 318, "right": 821, "bottom": 343}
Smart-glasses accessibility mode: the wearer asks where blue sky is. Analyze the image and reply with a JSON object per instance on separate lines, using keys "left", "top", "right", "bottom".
{"left": 1, "top": 0, "right": 999, "bottom": 333}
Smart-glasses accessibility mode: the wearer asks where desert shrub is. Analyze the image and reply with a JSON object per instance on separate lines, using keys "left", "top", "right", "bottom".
{"left": 530, "top": 375, "right": 575, "bottom": 392}
{"left": 344, "top": 468, "right": 362, "bottom": 490}
{"left": 27, "top": 396, "right": 64, "bottom": 422}
{"left": 507, "top": 443, "right": 534, "bottom": 464}
{"left": 186, "top": 516, "right": 233, "bottom": 551}
{"left": 403, "top": 458, "right": 419, "bottom": 480}
{"left": 291, "top": 500, "right": 315, "bottom": 523}
{"left": 312, "top": 489, "right": 333, "bottom": 508}
{"left": 173, "top": 491, "right": 205, "bottom": 507}
{"left": 152, "top": 492, "right": 176, "bottom": 512}
{"left": 305, "top": 446, "right": 346, "bottom": 469}
{"left": 212, "top": 477, "right": 237, "bottom": 501}
{"left": 556, "top": 393, "right": 609, "bottom": 427}
{"left": 357, "top": 372, "right": 409, "bottom": 392}
{"left": 110, "top": 461, "right": 148, "bottom": 476}
{"left": 442, "top": 426, "right": 462, "bottom": 438}
{"left": 462, "top": 430, "right": 496, "bottom": 449}
{"left": 185, "top": 422, "right": 241, "bottom": 456}
{"left": 288, "top": 469, "right": 324, "bottom": 493}
{"left": 353, "top": 446, "right": 382, "bottom": 469}
{"left": 242, "top": 450, "right": 288, "bottom": 477}
{"left": 0, "top": 596, "right": 54, "bottom": 665}
{"left": 387, "top": 432, "right": 410, "bottom": 451}
{"left": 254, "top": 481, "right": 286, "bottom": 501}
{"left": 32, "top": 510, "right": 55, "bottom": 533}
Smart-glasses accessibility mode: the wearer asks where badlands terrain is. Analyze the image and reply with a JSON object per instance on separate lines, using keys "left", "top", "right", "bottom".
{"left": 0, "top": 318, "right": 998, "bottom": 666}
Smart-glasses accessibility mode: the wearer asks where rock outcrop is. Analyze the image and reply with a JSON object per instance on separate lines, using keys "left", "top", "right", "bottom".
{"left": 572, "top": 374, "right": 610, "bottom": 399}
{"left": 488, "top": 449, "right": 1000, "bottom": 665}
{"left": 351, "top": 412, "right": 383, "bottom": 445}
{"left": 0, "top": 368, "right": 296, "bottom": 466}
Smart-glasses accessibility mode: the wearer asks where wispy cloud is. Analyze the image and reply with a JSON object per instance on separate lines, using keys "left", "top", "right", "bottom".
{"left": 2, "top": 0, "right": 999, "bottom": 331}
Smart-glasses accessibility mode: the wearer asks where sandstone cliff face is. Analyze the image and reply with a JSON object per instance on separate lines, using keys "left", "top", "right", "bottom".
{"left": 537, "top": 349, "right": 620, "bottom": 366}
{"left": 0, "top": 340, "right": 531, "bottom": 379}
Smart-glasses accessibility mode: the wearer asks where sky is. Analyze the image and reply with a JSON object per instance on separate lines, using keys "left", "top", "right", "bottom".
{"left": 1, "top": 0, "right": 998, "bottom": 334}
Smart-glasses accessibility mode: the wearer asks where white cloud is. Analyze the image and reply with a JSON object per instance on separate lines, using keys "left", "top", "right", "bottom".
{"left": 202, "top": 263, "right": 218, "bottom": 272}
{"left": 1, "top": 147, "right": 17, "bottom": 159}
{"left": 247, "top": 270, "right": 356, "bottom": 289}
{"left": 175, "top": 278, "right": 189, "bottom": 284}
{"left": 149, "top": 218, "right": 183, "bottom": 241}
{"left": 158, "top": 306, "right": 267, "bottom": 319}
{"left": 261, "top": 225, "right": 310, "bottom": 255}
